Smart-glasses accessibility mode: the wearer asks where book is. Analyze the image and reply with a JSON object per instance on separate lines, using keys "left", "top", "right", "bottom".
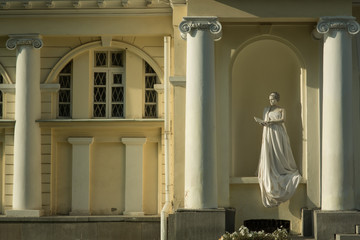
{"left": 254, "top": 116, "right": 265, "bottom": 124}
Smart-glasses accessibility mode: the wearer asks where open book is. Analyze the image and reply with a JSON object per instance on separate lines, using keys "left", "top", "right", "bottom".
{"left": 254, "top": 116, "right": 265, "bottom": 124}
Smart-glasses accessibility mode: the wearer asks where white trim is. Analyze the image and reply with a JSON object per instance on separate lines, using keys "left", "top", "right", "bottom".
{"left": 0, "top": 64, "right": 13, "bottom": 84}
{"left": 45, "top": 40, "right": 164, "bottom": 84}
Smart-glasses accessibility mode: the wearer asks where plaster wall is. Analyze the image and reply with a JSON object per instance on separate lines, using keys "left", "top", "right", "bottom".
{"left": 0, "top": 16, "right": 172, "bottom": 37}
{"left": 188, "top": 0, "right": 352, "bottom": 21}
{"left": 53, "top": 126, "right": 160, "bottom": 215}
{"left": 0, "top": 35, "right": 165, "bottom": 215}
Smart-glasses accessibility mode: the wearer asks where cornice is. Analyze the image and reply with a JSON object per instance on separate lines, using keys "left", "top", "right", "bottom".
{"left": 179, "top": 16, "right": 222, "bottom": 41}
{"left": 0, "top": 8, "right": 172, "bottom": 18}
{"left": 317, "top": 16, "right": 360, "bottom": 35}
{"left": 0, "top": 0, "right": 170, "bottom": 11}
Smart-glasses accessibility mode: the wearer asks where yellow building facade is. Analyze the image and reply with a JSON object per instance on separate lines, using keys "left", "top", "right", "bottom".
{"left": 0, "top": 0, "right": 359, "bottom": 239}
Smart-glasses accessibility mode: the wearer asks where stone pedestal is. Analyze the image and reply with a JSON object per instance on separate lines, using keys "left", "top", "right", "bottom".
{"left": 168, "top": 209, "right": 226, "bottom": 240}
{"left": 5, "top": 34, "right": 43, "bottom": 217}
{"left": 68, "top": 137, "right": 94, "bottom": 215}
{"left": 317, "top": 16, "right": 360, "bottom": 210}
{"left": 314, "top": 210, "right": 360, "bottom": 240}
{"left": 179, "top": 16, "right": 222, "bottom": 209}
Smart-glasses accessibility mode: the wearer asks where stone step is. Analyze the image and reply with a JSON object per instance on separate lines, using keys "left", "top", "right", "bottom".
{"left": 290, "top": 235, "right": 315, "bottom": 240}
{"left": 336, "top": 234, "right": 360, "bottom": 240}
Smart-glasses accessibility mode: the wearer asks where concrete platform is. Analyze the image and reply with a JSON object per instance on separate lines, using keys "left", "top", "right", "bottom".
{"left": 0, "top": 215, "right": 160, "bottom": 240}
{"left": 168, "top": 208, "right": 226, "bottom": 240}
{"left": 314, "top": 210, "right": 360, "bottom": 240}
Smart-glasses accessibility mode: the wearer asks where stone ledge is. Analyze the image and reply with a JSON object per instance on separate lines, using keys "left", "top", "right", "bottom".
{"left": 336, "top": 234, "right": 360, "bottom": 240}
{"left": 0, "top": 215, "right": 160, "bottom": 223}
{"left": 5, "top": 210, "right": 43, "bottom": 218}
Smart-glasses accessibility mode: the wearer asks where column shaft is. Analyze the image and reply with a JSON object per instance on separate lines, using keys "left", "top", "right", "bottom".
{"left": 180, "top": 17, "right": 222, "bottom": 209}
{"left": 6, "top": 35, "right": 43, "bottom": 215}
{"left": 317, "top": 17, "right": 360, "bottom": 210}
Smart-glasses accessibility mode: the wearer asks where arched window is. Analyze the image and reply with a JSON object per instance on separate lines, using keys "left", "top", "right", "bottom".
{"left": 144, "top": 62, "right": 157, "bottom": 118}
{"left": 93, "top": 51, "right": 125, "bottom": 118}
{"left": 58, "top": 61, "right": 72, "bottom": 118}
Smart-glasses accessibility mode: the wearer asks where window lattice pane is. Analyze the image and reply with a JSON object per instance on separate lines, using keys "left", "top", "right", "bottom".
{"left": 60, "top": 62, "right": 72, "bottom": 73}
{"left": 94, "top": 104, "right": 106, "bottom": 117}
{"left": 113, "top": 74, "right": 122, "bottom": 84}
{"left": 59, "top": 104, "right": 70, "bottom": 117}
{"left": 58, "top": 61, "right": 72, "bottom": 118}
{"left": 145, "top": 105, "right": 156, "bottom": 118}
{"left": 59, "top": 75, "right": 71, "bottom": 88}
{"left": 0, "top": 75, "right": 3, "bottom": 84}
{"left": 94, "top": 72, "right": 106, "bottom": 85}
{"left": 95, "top": 52, "right": 107, "bottom": 67}
{"left": 111, "top": 52, "right": 124, "bottom": 67}
{"left": 145, "top": 76, "right": 156, "bottom": 88}
{"left": 59, "top": 90, "right": 70, "bottom": 103}
{"left": 0, "top": 103, "right": 2, "bottom": 118}
{"left": 112, "top": 87, "right": 124, "bottom": 102}
{"left": 145, "top": 90, "right": 157, "bottom": 103}
{"left": 112, "top": 104, "right": 124, "bottom": 117}
{"left": 94, "top": 87, "right": 106, "bottom": 102}
{"left": 0, "top": 91, "right": 2, "bottom": 102}
{"left": 145, "top": 62, "right": 155, "bottom": 73}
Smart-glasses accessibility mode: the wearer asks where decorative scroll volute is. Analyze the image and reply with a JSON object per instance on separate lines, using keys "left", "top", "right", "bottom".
{"left": 6, "top": 34, "right": 43, "bottom": 50}
{"left": 179, "top": 16, "right": 222, "bottom": 41}
{"left": 317, "top": 16, "right": 360, "bottom": 35}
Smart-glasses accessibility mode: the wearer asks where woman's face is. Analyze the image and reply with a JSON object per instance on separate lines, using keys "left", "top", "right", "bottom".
{"left": 269, "top": 94, "right": 278, "bottom": 106}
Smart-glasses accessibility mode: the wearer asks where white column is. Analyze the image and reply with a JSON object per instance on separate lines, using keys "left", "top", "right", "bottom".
{"left": 179, "top": 16, "right": 222, "bottom": 209}
{"left": 122, "top": 137, "right": 147, "bottom": 215}
{"left": 5, "top": 34, "right": 43, "bottom": 217}
{"left": 317, "top": 16, "right": 360, "bottom": 210}
{"left": 68, "top": 137, "right": 93, "bottom": 215}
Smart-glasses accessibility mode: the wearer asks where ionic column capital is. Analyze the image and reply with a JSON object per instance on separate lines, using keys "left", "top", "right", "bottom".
{"left": 6, "top": 34, "right": 43, "bottom": 50}
{"left": 317, "top": 16, "right": 360, "bottom": 35}
{"left": 179, "top": 16, "right": 222, "bottom": 41}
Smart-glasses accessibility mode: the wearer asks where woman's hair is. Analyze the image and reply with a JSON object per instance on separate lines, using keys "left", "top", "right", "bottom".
{"left": 270, "top": 92, "right": 280, "bottom": 101}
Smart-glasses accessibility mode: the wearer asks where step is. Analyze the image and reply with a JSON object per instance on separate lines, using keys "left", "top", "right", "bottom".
{"left": 336, "top": 234, "right": 360, "bottom": 240}
{"left": 290, "top": 235, "right": 315, "bottom": 240}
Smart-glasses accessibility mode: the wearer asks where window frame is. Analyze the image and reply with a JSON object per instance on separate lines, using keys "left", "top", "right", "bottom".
{"left": 57, "top": 61, "right": 72, "bottom": 119}
{"left": 93, "top": 50, "right": 126, "bottom": 119}
{"left": 143, "top": 61, "right": 158, "bottom": 118}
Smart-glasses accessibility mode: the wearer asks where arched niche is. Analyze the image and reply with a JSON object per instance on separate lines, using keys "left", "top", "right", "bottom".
{"left": 231, "top": 37, "right": 306, "bottom": 177}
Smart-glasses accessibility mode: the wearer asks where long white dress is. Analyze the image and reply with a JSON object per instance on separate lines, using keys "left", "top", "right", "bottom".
{"left": 257, "top": 107, "right": 301, "bottom": 208}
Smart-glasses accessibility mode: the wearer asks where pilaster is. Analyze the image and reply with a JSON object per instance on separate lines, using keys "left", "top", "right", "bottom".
{"left": 68, "top": 137, "right": 94, "bottom": 215}
{"left": 122, "top": 137, "right": 147, "bottom": 215}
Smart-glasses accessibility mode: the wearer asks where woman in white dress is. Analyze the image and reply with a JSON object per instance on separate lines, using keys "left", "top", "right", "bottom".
{"left": 255, "top": 92, "right": 301, "bottom": 208}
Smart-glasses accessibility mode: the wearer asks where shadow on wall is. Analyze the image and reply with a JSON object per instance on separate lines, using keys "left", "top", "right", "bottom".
{"left": 231, "top": 38, "right": 304, "bottom": 177}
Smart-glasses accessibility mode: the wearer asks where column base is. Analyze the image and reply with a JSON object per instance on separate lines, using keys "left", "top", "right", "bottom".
{"left": 69, "top": 210, "right": 90, "bottom": 216}
{"left": 6, "top": 210, "right": 44, "bottom": 217}
{"left": 314, "top": 210, "right": 360, "bottom": 240}
{"left": 123, "top": 211, "right": 144, "bottom": 216}
{"left": 168, "top": 208, "right": 226, "bottom": 240}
